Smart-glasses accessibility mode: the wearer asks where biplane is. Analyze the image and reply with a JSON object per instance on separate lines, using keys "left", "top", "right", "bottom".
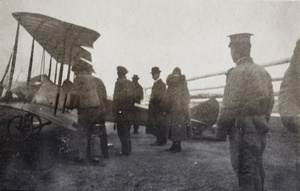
{"left": 0, "top": 12, "right": 218, "bottom": 143}
{"left": 0, "top": 12, "right": 147, "bottom": 142}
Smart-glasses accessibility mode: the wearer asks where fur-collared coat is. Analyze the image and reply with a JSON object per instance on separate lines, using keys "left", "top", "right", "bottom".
{"left": 164, "top": 74, "right": 190, "bottom": 141}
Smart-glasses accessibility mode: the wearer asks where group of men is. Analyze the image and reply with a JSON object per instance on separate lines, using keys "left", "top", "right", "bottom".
{"left": 68, "top": 33, "right": 276, "bottom": 191}
{"left": 68, "top": 64, "right": 144, "bottom": 159}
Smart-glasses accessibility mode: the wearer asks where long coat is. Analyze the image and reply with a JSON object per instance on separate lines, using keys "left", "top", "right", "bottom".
{"left": 146, "top": 79, "right": 166, "bottom": 135}
{"left": 148, "top": 79, "right": 166, "bottom": 124}
{"left": 164, "top": 74, "right": 190, "bottom": 141}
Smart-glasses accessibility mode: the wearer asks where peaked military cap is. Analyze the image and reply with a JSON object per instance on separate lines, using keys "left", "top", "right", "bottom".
{"left": 117, "top": 66, "right": 128, "bottom": 75}
{"left": 150, "top": 67, "right": 161, "bottom": 74}
{"left": 228, "top": 33, "right": 253, "bottom": 47}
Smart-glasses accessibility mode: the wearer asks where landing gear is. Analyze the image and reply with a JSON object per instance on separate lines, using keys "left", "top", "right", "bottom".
{"left": 7, "top": 113, "right": 42, "bottom": 141}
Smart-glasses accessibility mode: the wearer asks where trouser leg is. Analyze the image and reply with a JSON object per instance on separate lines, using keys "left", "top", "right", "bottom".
{"left": 157, "top": 123, "right": 167, "bottom": 144}
{"left": 257, "top": 134, "right": 266, "bottom": 191}
{"left": 99, "top": 124, "right": 109, "bottom": 157}
{"left": 117, "top": 122, "right": 131, "bottom": 154}
{"left": 76, "top": 125, "right": 91, "bottom": 160}
{"left": 230, "top": 126, "right": 265, "bottom": 191}
{"left": 86, "top": 125, "right": 93, "bottom": 159}
{"left": 76, "top": 130, "right": 85, "bottom": 159}
{"left": 238, "top": 135, "right": 265, "bottom": 191}
{"left": 133, "top": 124, "right": 139, "bottom": 133}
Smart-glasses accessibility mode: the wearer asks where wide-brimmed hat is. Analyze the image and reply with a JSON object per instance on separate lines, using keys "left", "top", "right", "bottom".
{"left": 150, "top": 67, "right": 161, "bottom": 74}
{"left": 72, "top": 60, "right": 95, "bottom": 73}
{"left": 117, "top": 66, "right": 128, "bottom": 75}
{"left": 132, "top": 75, "right": 139, "bottom": 80}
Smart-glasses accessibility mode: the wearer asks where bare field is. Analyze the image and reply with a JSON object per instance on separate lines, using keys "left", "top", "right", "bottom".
{"left": 0, "top": 117, "right": 298, "bottom": 191}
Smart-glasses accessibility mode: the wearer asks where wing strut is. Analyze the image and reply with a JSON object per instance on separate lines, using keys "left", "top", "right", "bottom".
{"left": 54, "top": 61, "right": 58, "bottom": 84}
{"left": 0, "top": 52, "right": 13, "bottom": 96}
{"left": 54, "top": 32, "right": 68, "bottom": 115}
{"left": 62, "top": 48, "right": 73, "bottom": 113}
{"left": 48, "top": 57, "right": 52, "bottom": 77}
{"left": 7, "top": 23, "right": 20, "bottom": 96}
{"left": 54, "top": 61, "right": 64, "bottom": 115}
{"left": 27, "top": 38, "right": 34, "bottom": 86}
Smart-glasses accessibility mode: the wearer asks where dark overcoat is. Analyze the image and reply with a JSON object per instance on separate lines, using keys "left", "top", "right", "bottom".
{"left": 112, "top": 76, "right": 134, "bottom": 120}
{"left": 164, "top": 74, "right": 190, "bottom": 141}
{"left": 132, "top": 81, "right": 143, "bottom": 104}
{"left": 146, "top": 79, "right": 166, "bottom": 134}
{"left": 148, "top": 79, "right": 166, "bottom": 123}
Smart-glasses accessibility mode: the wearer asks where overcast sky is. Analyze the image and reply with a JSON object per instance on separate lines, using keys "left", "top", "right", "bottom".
{"left": 1, "top": 0, "right": 300, "bottom": 96}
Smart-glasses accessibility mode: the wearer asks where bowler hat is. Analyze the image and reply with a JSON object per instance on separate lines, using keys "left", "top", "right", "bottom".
{"left": 117, "top": 66, "right": 128, "bottom": 75}
{"left": 228, "top": 33, "right": 253, "bottom": 47}
{"left": 132, "top": 75, "right": 139, "bottom": 80}
{"left": 150, "top": 67, "right": 161, "bottom": 74}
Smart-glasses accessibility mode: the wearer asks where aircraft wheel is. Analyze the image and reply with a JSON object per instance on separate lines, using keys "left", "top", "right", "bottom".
{"left": 7, "top": 115, "right": 33, "bottom": 141}
{"left": 25, "top": 113, "right": 42, "bottom": 134}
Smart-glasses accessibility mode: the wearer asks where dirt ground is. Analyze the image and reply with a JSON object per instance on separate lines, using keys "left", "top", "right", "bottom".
{"left": 0, "top": 117, "right": 299, "bottom": 191}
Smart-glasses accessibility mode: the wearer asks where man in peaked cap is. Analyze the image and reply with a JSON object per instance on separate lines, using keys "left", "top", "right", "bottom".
{"left": 147, "top": 67, "right": 167, "bottom": 146}
{"left": 113, "top": 66, "right": 134, "bottom": 156}
{"left": 69, "top": 60, "right": 109, "bottom": 163}
{"left": 215, "top": 33, "right": 274, "bottom": 191}
{"left": 117, "top": 66, "right": 128, "bottom": 76}
{"left": 131, "top": 74, "right": 143, "bottom": 134}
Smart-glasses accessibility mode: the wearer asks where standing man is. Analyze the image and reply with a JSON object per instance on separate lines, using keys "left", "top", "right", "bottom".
{"left": 131, "top": 74, "right": 143, "bottom": 134}
{"left": 147, "top": 67, "right": 167, "bottom": 146}
{"left": 69, "top": 61, "right": 109, "bottom": 163}
{"left": 112, "top": 66, "right": 134, "bottom": 156}
{"left": 215, "top": 33, "right": 274, "bottom": 191}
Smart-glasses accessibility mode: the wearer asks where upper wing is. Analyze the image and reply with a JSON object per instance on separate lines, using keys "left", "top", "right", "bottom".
{"left": 12, "top": 12, "right": 100, "bottom": 65}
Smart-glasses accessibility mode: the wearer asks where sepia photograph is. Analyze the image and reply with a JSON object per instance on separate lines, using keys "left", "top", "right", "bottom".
{"left": 0, "top": 0, "right": 299, "bottom": 190}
